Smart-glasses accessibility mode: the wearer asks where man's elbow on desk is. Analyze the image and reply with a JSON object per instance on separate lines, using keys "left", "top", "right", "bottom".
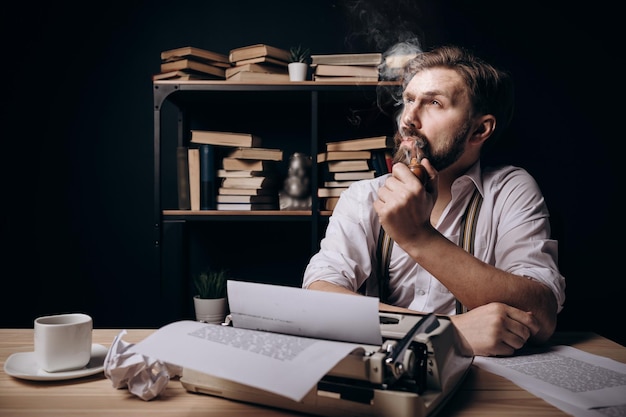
{"left": 530, "top": 289, "right": 559, "bottom": 345}
{"left": 508, "top": 278, "right": 559, "bottom": 345}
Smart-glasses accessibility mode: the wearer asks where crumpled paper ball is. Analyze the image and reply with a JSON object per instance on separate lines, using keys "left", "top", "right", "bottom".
{"left": 104, "top": 329, "right": 182, "bottom": 401}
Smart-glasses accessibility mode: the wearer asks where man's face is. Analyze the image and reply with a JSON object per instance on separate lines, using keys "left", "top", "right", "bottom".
{"left": 393, "top": 67, "right": 473, "bottom": 171}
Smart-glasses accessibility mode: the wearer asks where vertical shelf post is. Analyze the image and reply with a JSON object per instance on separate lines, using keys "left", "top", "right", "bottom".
{"left": 310, "top": 90, "right": 320, "bottom": 253}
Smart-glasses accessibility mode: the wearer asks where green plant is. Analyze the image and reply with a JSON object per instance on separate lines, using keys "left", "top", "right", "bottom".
{"left": 193, "top": 268, "right": 228, "bottom": 299}
{"left": 289, "top": 45, "right": 310, "bottom": 63}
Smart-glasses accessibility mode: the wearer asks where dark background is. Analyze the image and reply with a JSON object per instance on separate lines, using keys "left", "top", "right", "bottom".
{"left": 2, "top": 1, "right": 623, "bottom": 346}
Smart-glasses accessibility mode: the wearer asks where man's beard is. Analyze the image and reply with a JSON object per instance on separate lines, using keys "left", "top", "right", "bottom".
{"left": 392, "top": 120, "right": 471, "bottom": 171}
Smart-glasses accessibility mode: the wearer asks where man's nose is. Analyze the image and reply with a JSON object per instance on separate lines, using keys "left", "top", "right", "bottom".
{"left": 402, "top": 106, "right": 421, "bottom": 129}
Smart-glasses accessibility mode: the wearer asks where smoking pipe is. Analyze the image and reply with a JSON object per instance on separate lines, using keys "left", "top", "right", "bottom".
{"left": 408, "top": 157, "right": 428, "bottom": 184}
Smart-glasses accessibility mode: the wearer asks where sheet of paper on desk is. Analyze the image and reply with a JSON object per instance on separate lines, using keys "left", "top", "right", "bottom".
{"left": 129, "top": 320, "right": 364, "bottom": 401}
{"left": 474, "top": 345, "right": 626, "bottom": 416}
{"left": 227, "top": 280, "right": 382, "bottom": 345}
{"left": 129, "top": 282, "right": 383, "bottom": 401}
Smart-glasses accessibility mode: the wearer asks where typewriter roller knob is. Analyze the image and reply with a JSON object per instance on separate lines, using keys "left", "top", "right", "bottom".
{"left": 384, "top": 313, "right": 439, "bottom": 384}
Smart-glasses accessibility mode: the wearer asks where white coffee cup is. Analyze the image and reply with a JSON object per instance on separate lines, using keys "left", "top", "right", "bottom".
{"left": 34, "top": 313, "right": 93, "bottom": 372}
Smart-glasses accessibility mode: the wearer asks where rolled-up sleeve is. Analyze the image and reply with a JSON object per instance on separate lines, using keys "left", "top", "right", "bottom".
{"left": 483, "top": 167, "right": 566, "bottom": 312}
{"left": 302, "top": 177, "right": 386, "bottom": 291}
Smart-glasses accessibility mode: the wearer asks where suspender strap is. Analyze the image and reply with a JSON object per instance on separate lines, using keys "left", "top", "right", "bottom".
{"left": 377, "top": 187, "right": 483, "bottom": 313}
{"left": 455, "top": 188, "right": 483, "bottom": 314}
{"left": 375, "top": 223, "right": 394, "bottom": 302}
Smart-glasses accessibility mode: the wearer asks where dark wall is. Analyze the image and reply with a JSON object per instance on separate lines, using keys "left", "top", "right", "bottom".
{"left": 2, "top": 1, "right": 623, "bottom": 346}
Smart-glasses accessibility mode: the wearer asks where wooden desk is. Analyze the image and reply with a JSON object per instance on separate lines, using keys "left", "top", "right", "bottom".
{"left": 1, "top": 329, "right": 624, "bottom": 416}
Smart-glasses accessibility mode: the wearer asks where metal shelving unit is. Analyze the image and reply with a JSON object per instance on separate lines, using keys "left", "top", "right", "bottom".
{"left": 153, "top": 80, "right": 398, "bottom": 323}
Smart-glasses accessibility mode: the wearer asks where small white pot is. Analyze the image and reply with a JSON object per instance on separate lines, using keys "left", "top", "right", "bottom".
{"left": 288, "top": 62, "right": 308, "bottom": 81}
{"left": 193, "top": 296, "right": 228, "bottom": 324}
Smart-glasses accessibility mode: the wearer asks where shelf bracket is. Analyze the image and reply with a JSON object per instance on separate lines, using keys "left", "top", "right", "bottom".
{"left": 153, "top": 82, "right": 181, "bottom": 110}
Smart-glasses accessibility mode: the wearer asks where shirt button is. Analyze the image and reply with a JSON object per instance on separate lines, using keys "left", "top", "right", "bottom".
{"left": 417, "top": 289, "right": 425, "bottom": 296}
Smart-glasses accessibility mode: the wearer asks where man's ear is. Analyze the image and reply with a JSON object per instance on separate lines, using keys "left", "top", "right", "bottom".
{"left": 470, "top": 115, "right": 496, "bottom": 145}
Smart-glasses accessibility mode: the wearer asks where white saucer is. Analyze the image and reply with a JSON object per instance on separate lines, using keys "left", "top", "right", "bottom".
{"left": 4, "top": 344, "right": 109, "bottom": 381}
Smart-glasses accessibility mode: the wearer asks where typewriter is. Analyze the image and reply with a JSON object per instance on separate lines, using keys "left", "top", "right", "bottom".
{"left": 181, "top": 312, "right": 473, "bottom": 417}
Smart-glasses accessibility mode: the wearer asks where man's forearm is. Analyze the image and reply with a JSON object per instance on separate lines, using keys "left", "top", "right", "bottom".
{"left": 402, "top": 230, "right": 557, "bottom": 341}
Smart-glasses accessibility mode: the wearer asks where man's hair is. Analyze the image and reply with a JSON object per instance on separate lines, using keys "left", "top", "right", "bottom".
{"left": 402, "top": 45, "right": 514, "bottom": 144}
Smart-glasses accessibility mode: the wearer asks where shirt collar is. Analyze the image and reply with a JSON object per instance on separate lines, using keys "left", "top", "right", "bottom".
{"left": 451, "top": 160, "right": 484, "bottom": 199}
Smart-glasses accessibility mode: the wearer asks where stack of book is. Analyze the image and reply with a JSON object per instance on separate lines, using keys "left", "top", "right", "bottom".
{"left": 154, "top": 46, "right": 231, "bottom": 81}
{"left": 317, "top": 135, "right": 393, "bottom": 210}
{"left": 226, "top": 44, "right": 291, "bottom": 83}
{"left": 189, "top": 130, "right": 284, "bottom": 210}
{"left": 217, "top": 147, "right": 284, "bottom": 210}
{"left": 310, "top": 52, "right": 382, "bottom": 83}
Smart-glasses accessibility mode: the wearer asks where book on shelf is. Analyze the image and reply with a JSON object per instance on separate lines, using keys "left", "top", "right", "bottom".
{"left": 226, "top": 71, "right": 290, "bottom": 83}
{"left": 317, "top": 150, "right": 372, "bottom": 163}
{"left": 176, "top": 147, "right": 191, "bottom": 210}
{"left": 188, "top": 148, "right": 200, "bottom": 211}
{"left": 226, "top": 147, "right": 283, "bottom": 161}
{"left": 190, "top": 130, "right": 262, "bottom": 148}
{"left": 217, "top": 169, "right": 273, "bottom": 178}
{"left": 313, "top": 75, "right": 379, "bottom": 83}
{"left": 230, "top": 56, "right": 290, "bottom": 67}
{"left": 323, "top": 180, "right": 358, "bottom": 188}
{"left": 370, "top": 149, "right": 390, "bottom": 177}
{"left": 160, "top": 59, "right": 226, "bottom": 79}
{"left": 199, "top": 144, "right": 216, "bottom": 210}
{"left": 221, "top": 176, "right": 279, "bottom": 189}
{"left": 216, "top": 194, "right": 277, "bottom": 204}
{"left": 310, "top": 52, "right": 382, "bottom": 66}
{"left": 384, "top": 151, "right": 393, "bottom": 172}
{"left": 323, "top": 196, "right": 340, "bottom": 211}
{"left": 313, "top": 64, "right": 379, "bottom": 78}
{"left": 326, "top": 135, "right": 393, "bottom": 152}
{"left": 225, "top": 63, "right": 288, "bottom": 79}
{"left": 160, "top": 46, "right": 231, "bottom": 67}
{"left": 333, "top": 170, "right": 376, "bottom": 181}
{"left": 317, "top": 187, "right": 349, "bottom": 198}
{"left": 153, "top": 70, "right": 214, "bottom": 81}
{"left": 218, "top": 187, "right": 276, "bottom": 196}
{"left": 327, "top": 159, "right": 371, "bottom": 172}
{"left": 216, "top": 202, "right": 278, "bottom": 211}
{"left": 222, "top": 158, "right": 277, "bottom": 171}
{"left": 384, "top": 53, "right": 417, "bottom": 69}
{"left": 229, "top": 44, "right": 291, "bottom": 64}
{"left": 381, "top": 53, "right": 418, "bottom": 80}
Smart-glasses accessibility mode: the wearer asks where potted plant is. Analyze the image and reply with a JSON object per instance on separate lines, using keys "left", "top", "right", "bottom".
{"left": 288, "top": 45, "right": 310, "bottom": 81}
{"left": 192, "top": 267, "right": 229, "bottom": 323}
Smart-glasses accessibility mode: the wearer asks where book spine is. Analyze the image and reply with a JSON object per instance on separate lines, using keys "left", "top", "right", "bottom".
{"left": 176, "top": 147, "right": 191, "bottom": 210}
{"left": 371, "top": 152, "right": 382, "bottom": 177}
{"left": 385, "top": 151, "right": 393, "bottom": 173}
{"left": 188, "top": 148, "right": 201, "bottom": 211}
{"left": 372, "top": 150, "right": 389, "bottom": 176}
{"left": 199, "top": 144, "right": 215, "bottom": 210}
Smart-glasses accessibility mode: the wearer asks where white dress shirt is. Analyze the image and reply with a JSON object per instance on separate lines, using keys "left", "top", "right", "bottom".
{"left": 302, "top": 161, "right": 566, "bottom": 315}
